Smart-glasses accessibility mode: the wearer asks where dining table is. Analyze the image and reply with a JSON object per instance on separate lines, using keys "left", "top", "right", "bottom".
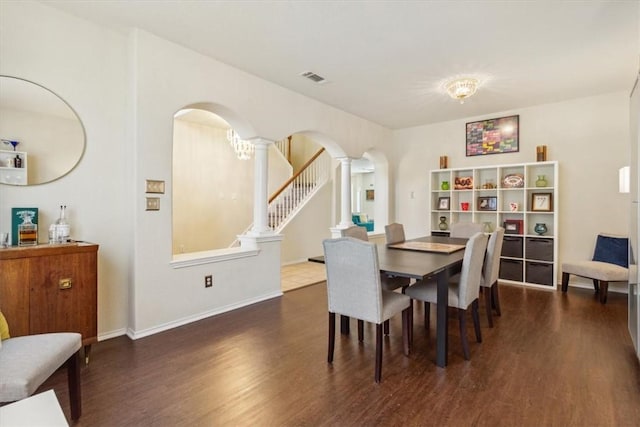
{"left": 310, "top": 235, "right": 468, "bottom": 368}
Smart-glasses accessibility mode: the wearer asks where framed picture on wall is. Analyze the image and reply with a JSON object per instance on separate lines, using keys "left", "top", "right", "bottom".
{"left": 365, "top": 189, "right": 375, "bottom": 201}
{"left": 466, "top": 115, "right": 519, "bottom": 156}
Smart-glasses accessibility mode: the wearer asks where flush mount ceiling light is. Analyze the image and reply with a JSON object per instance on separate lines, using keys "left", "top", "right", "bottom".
{"left": 445, "top": 77, "right": 479, "bottom": 104}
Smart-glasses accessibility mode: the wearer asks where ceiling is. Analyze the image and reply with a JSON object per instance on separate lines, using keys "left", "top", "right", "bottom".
{"left": 43, "top": 1, "right": 639, "bottom": 129}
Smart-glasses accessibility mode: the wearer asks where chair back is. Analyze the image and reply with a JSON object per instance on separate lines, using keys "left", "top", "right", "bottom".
{"left": 457, "top": 232, "right": 489, "bottom": 308}
{"left": 341, "top": 225, "right": 369, "bottom": 241}
{"left": 450, "top": 222, "right": 483, "bottom": 238}
{"left": 483, "top": 227, "right": 505, "bottom": 287}
{"left": 385, "top": 223, "right": 405, "bottom": 244}
{"left": 323, "top": 237, "right": 384, "bottom": 324}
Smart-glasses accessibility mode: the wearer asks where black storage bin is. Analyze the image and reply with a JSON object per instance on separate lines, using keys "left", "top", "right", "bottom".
{"left": 501, "top": 236, "right": 523, "bottom": 258}
{"left": 499, "top": 258, "right": 523, "bottom": 282}
{"left": 526, "top": 237, "right": 554, "bottom": 261}
{"left": 525, "top": 261, "right": 554, "bottom": 286}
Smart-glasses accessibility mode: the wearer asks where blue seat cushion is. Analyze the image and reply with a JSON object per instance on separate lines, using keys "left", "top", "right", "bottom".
{"left": 592, "top": 235, "right": 628, "bottom": 268}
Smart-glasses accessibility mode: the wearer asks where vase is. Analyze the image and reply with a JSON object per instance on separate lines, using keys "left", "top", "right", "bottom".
{"left": 441, "top": 181, "right": 449, "bottom": 190}
{"left": 438, "top": 216, "right": 448, "bottom": 230}
{"left": 535, "top": 175, "right": 547, "bottom": 187}
{"left": 483, "top": 221, "right": 493, "bottom": 233}
{"left": 534, "top": 223, "right": 548, "bottom": 235}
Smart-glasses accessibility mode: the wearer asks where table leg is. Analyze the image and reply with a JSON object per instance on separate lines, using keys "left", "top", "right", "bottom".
{"left": 436, "top": 269, "right": 449, "bottom": 367}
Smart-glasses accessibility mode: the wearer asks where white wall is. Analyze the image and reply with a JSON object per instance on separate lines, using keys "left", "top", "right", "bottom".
{"left": 393, "top": 92, "right": 631, "bottom": 290}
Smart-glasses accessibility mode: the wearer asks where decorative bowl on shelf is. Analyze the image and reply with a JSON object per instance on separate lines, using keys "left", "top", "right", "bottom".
{"left": 502, "top": 174, "right": 524, "bottom": 188}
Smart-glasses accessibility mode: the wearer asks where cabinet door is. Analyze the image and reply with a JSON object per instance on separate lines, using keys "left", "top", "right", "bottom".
{"left": 0, "top": 258, "right": 30, "bottom": 336}
{"left": 29, "top": 252, "right": 97, "bottom": 343}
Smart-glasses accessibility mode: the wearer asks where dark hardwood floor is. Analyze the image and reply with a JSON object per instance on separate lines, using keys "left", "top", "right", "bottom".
{"left": 41, "top": 283, "right": 640, "bottom": 426}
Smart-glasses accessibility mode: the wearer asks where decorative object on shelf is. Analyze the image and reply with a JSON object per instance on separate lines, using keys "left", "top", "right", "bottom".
{"left": 1, "top": 139, "right": 19, "bottom": 151}
{"left": 483, "top": 222, "right": 493, "bottom": 233}
{"left": 535, "top": 175, "right": 547, "bottom": 187}
{"left": 478, "top": 196, "right": 497, "bottom": 211}
{"left": 12, "top": 208, "right": 38, "bottom": 246}
{"left": 441, "top": 181, "right": 449, "bottom": 190}
{"left": 502, "top": 173, "right": 524, "bottom": 188}
{"left": 454, "top": 176, "right": 473, "bottom": 189}
{"left": 504, "top": 219, "right": 523, "bottom": 234}
{"left": 509, "top": 202, "right": 519, "bottom": 212}
{"left": 460, "top": 202, "right": 470, "bottom": 211}
{"left": 14, "top": 154, "right": 22, "bottom": 168}
{"left": 226, "top": 129, "right": 254, "bottom": 160}
{"left": 53, "top": 205, "right": 71, "bottom": 243}
{"left": 439, "top": 216, "right": 448, "bottom": 230}
{"left": 534, "top": 223, "right": 548, "bottom": 235}
{"left": 531, "top": 192, "right": 553, "bottom": 212}
{"left": 536, "top": 145, "right": 548, "bottom": 162}
{"left": 466, "top": 115, "right": 519, "bottom": 157}
{"left": 438, "top": 197, "right": 450, "bottom": 210}
{"left": 481, "top": 179, "right": 495, "bottom": 189}
{"left": 0, "top": 231, "right": 8, "bottom": 248}
{"left": 445, "top": 77, "right": 478, "bottom": 104}
{"left": 439, "top": 156, "right": 449, "bottom": 169}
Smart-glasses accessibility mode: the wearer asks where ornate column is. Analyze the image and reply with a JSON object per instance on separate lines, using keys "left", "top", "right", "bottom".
{"left": 249, "top": 138, "right": 274, "bottom": 236}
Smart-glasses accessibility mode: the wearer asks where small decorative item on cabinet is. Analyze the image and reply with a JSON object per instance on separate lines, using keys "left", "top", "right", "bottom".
{"left": 483, "top": 222, "right": 493, "bottom": 233}
{"left": 535, "top": 175, "right": 547, "bottom": 187}
{"left": 534, "top": 223, "right": 548, "bottom": 235}
{"left": 531, "top": 192, "right": 553, "bottom": 212}
{"left": 438, "top": 216, "right": 448, "bottom": 230}
{"left": 502, "top": 173, "right": 524, "bottom": 188}
{"left": 454, "top": 176, "right": 473, "bottom": 190}
{"left": 438, "top": 197, "right": 450, "bottom": 210}
{"left": 460, "top": 202, "right": 470, "bottom": 211}
{"left": 504, "top": 219, "right": 523, "bottom": 234}
{"left": 536, "top": 145, "right": 547, "bottom": 162}
{"left": 439, "top": 156, "right": 448, "bottom": 169}
{"left": 509, "top": 202, "right": 519, "bottom": 212}
{"left": 441, "top": 181, "right": 450, "bottom": 190}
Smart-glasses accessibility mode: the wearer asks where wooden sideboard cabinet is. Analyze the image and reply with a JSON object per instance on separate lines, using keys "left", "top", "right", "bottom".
{"left": 0, "top": 242, "right": 98, "bottom": 362}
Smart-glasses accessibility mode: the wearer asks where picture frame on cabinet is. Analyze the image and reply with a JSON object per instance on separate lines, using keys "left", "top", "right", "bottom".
{"left": 504, "top": 219, "right": 523, "bottom": 234}
{"left": 531, "top": 192, "right": 553, "bottom": 212}
{"left": 437, "top": 197, "right": 450, "bottom": 210}
{"left": 478, "top": 196, "right": 497, "bottom": 211}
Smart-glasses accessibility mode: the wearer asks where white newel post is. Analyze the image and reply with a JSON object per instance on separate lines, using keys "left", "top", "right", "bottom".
{"left": 339, "top": 157, "right": 353, "bottom": 228}
{"left": 249, "top": 138, "right": 273, "bottom": 236}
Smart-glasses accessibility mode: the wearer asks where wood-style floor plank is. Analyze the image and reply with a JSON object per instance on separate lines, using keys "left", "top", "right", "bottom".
{"left": 39, "top": 283, "right": 640, "bottom": 426}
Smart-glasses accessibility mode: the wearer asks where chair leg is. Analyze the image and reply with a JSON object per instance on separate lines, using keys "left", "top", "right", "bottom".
{"left": 402, "top": 308, "right": 410, "bottom": 356}
{"left": 492, "top": 281, "right": 502, "bottom": 316}
{"left": 458, "top": 309, "right": 470, "bottom": 360}
{"left": 424, "top": 302, "right": 430, "bottom": 329}
{"left": 328, "top": 312, "right": 335, "bottom": 363}
{"left": 561, "top": 272, "right": 570, "bottom": 292}
{"left": 375, "top": 323, "right": 383, "bottom": 383}
{"left": 340, "top": 315, "right": 350, "bottom": 335}
{"left": 484, "top": 285, "right": 494, "bottom": 328}
{"left": 358, "top": 320, "right": 364, "bottom": 342}
{"left": 600, "top": 281, "right": 609, "bottom": 304}
{"left": 472, "top": 299, "right": 482, "bottom": 343}
{"left": 408, "top": 299, "right": 413, "bottom": 346}
{"left": 593, "top": 279, "right": 600, "bottom": 293}
{"left": 384, "top": 319, "right": 390, "bottom": 335}
{"left": 67, "top": 350, "right": 82, "bottom": 420}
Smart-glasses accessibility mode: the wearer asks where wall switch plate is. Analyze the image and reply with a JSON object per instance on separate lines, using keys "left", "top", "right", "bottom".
{"left": 146, "top": 197, "right": 160, "bottom": 211}
{"left": 145, "top": 180, "right": 165, "bottom": 194}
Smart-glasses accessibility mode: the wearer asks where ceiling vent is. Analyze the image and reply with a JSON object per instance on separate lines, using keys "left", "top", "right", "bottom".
{"left": 300, "top": 71, "right": 328, "bottom": 84}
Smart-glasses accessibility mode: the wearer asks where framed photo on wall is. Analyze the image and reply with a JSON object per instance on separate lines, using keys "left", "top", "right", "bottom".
{"left": 365, "top": 189, "right": 375, "bottom": 201}
{"left": 466, "top": 115, "right": 519, "bottom": 156}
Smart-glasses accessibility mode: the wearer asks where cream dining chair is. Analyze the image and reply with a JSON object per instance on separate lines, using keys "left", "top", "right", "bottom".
{"left": 323, "top": 237, "right": 411, "bottom": 383}
{"left": 449, "top": 222, "right": 483, "bottom": 238}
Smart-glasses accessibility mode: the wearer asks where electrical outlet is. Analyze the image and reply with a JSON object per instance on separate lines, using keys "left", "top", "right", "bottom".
{"left": 205, "top": 275, "right": 213, "bottom": 288}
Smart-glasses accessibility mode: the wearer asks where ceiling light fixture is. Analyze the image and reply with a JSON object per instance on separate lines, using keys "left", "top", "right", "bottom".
{"left": 446, "top": 78, "right": 479, "bottom": 104}
{"left": 226, "top": 129, "right": 254, "bottom": 160}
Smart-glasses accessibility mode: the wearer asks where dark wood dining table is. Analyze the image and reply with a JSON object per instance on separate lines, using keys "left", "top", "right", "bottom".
{"left": 310, "top": 235, "right": 467, "bottom": 368}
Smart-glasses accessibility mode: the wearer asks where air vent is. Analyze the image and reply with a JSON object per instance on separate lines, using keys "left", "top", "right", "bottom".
{"left": 300, "top": 71, "right": 328, "bottom": 84}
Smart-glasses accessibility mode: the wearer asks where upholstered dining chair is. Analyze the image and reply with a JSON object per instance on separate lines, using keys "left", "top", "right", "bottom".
{"left": 449, "top": 222, "right": 483, "bottom": 238}
{"left": 405, "top": 232, "right": 488, "bottom": 360}
{"left": 562, "top": 233, "right": 629, "bottom": 304}
{"left": 323, "top": 237, "right": 411, "bottom": 383}
{"left": 341, "top": 225, "right": 369, "bottom": 241}
{"left": 0, "top": 331, "right": 83, "bottom": 420}
{"left": 384, "top": 223, "right": 406, "bottom": 244}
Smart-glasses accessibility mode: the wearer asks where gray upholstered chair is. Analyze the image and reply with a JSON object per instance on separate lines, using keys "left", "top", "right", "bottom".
{"left": 341, "top": 225, "right": 369, "bottom": 241}
{"left": 384, "top": 223, "right": 406, "bottom": 244}
{"left": 0, "top": 332, "right": 82, "bottom": 420}
{"left": 323, "top": 237, "right": 411, "bottom": 383}
{"left": 450, "top": 222, "right": 483, "bottom": 238}
{"left": 562, "top": 234, "right": 629, "bottom": 304}
{"left": 405, "top": 232, "right": 489, "bottom": 360}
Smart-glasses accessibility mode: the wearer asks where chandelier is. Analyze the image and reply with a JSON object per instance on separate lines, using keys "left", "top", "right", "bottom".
{"left": 226, "top": 129, "right": 254, "bottom": 160}
{"left": 445, "top": 78, "right": 478, "bottom": 104}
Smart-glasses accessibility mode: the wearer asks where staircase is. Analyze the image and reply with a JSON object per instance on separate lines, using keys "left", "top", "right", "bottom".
{"left": 230, "top": 146, "right": 331, "bottom": 246}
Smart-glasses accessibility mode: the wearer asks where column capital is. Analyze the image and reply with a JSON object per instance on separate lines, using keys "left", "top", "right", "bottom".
{"left": 248, "top": 137, "right": 275, "bottom": 146}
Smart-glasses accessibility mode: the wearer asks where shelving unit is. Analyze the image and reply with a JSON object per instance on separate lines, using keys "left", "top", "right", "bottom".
{"left": 430, "top": 161, "right": 559, "bottom": 289}
{"left": 0, "top": 149, "right": 28, "bottom": 185}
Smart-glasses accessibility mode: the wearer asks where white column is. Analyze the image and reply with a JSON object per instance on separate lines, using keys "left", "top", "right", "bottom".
{"left": 339, "top": 157, "right": 353, "bottom": 228}
{"left": 249, "top": 138, "right": 274, "bottom": 236}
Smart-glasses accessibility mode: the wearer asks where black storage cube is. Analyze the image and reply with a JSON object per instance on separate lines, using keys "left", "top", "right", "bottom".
{"left": 499, "top": 258, "right": 523, "bottom": 282}
{"left": 501, "top": 236, "right": 523, "bottom": 258}
{"left": 526, "top": 237, "right": 554, "bottom": 261}
{"left": 525, "top": 261, "right": 554, "bottom": 286}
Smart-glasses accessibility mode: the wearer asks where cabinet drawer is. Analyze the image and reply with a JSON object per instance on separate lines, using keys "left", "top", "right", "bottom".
{"left": 501, "top": 236, "right": 523, "bottom": 258}
{"left": 526, "top": 261, "right": 554, "bottom": 286}
{"left": 499, "top": 259, "right": 523, "bottom": 282}
{"left": 526, "top": 237, "right": 553, "bottom": 261}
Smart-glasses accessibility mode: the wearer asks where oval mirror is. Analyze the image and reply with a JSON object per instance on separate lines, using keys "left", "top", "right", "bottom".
{"left": 0, "top": 75, "right": 86, "bottom": 185}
